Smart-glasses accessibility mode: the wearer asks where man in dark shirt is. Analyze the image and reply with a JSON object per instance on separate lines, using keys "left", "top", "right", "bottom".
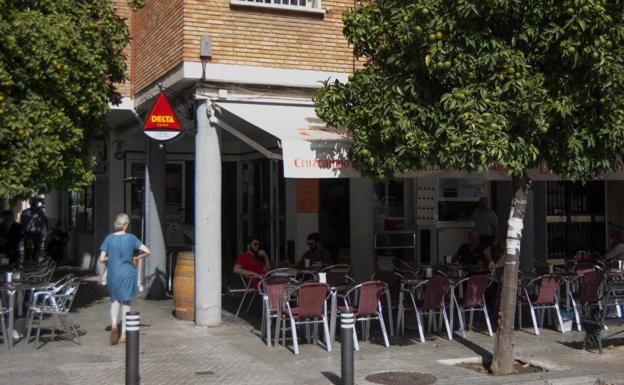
{"left": 299, "top": 232, "right": 331, "bottom": 267}
{"left": 20, "top": 197, "right": 48, "bottom": 263}
{"left": 453, "top": 229, "right": 486, "bottom": 270}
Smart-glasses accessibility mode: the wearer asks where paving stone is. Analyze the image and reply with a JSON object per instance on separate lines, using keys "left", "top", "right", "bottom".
{"left": 1, "top": 278, "right": 624, "bottom": 385}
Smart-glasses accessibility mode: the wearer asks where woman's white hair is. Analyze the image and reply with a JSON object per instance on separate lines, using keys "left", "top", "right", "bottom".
{"left": 114, "top": 213, "right": 130, "bottom": 231}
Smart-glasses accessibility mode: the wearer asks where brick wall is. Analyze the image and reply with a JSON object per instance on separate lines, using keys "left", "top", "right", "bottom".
{"left": 184, "top": 0, "right": 355, "bottom": 73}
{"left": 133, "top": 0, "right": 185, "bottom": 94}
{"left": 132, "top": 0, "right": 355, "bottom": 94}
{"left": 112, "top": 0, "right": 133, "bottom": 97}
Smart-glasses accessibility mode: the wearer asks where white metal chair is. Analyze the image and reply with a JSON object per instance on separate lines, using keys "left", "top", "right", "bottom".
{"left": 0, "top": 294, "right": 9, "bottom": 350}
{"left": 230, "top": 273, "right": 259, "bottom": 317}
{"left": 26, "top": 276, "right": 81, "bottom": 346}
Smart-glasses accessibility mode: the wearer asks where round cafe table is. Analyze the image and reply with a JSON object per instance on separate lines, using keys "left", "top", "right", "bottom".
{"left": 1, "top": 281, "right": 54, "bottom": 349}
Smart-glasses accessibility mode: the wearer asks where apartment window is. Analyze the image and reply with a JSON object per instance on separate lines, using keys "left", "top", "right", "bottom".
{"left": 231, "top": 0, "right": 324, "bottom": 13}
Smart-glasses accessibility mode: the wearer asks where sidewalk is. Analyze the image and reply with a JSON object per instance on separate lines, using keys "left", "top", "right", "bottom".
{"left": 1, "top": 277, "right": 623, "bottom": 385}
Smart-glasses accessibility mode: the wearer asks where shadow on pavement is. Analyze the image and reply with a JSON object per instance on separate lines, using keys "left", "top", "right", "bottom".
{"left": 72, "top": 278, "right": 109, "bottom": 311}
{"left": 321, "top": 371, "right": 341, "bottom": 385}
{"left": 452, "top": 335, "right": 493, "bottom": 365}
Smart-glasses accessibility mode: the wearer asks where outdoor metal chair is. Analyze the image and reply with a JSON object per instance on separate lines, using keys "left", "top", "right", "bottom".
{"left": 0, "top": 294, "right": 9, "bottom": 350}
{"left": 230, "top": 273, "right": 260, "bottom": 317}
{"left": 453, "top": 274, "right": 493, "bottom": 337}
{"left": 517, "top": 274, "right": 565, "bottom": 335}
{"left": 258, "top": 275, "right": 298, "bottom": 347}
{"left": 337, "top": 280, "right": 390, "bottom": 351}
{"left": 26, "top": 276, "right": 81, "bottom": 346}
{"left": 397, "top": 275, "right": 452, "bottom": 343}
{"left": 371, "top": 271, "right": 404, "bottom": 336}
{"left": 568, "top": 270, "right": 605, "bottom": 332}
{"left": 392, "top": 258, "right": 420, "bottom": 279}
{"left": 274, "top": 281, "right": 331, "bottom": 355}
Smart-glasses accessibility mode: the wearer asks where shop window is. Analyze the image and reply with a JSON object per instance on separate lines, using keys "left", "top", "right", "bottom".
{"left": 70, "top": 184, "right": 94, "bottom": 233}
{"left": 546, "top": 181, "right": 605, "bottom": 258}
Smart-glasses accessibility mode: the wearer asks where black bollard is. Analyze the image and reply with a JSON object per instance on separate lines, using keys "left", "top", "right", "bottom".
{"left": 126, "top": 311, "right": 140, "bottom": 385}
{"left": 341, "top": 312, "right": 354, "bottom": 385}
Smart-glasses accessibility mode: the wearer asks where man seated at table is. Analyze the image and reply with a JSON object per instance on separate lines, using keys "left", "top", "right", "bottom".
{"left": 233, "top": 236, "right": 271, "bottom": 287}
{"left": 452, "top": 229, "right": 487, "bottom": 272}
{"left": 299, "top": 232, "right": 331, "bottom": 268}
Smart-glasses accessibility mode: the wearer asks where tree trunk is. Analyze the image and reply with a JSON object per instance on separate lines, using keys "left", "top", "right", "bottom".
{"left": 490, "top": 172, "right": 531, "bottom": 375}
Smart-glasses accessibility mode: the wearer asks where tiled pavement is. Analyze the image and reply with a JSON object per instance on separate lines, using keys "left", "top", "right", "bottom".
{"left": 1, "top": 276, "right": 624, "bottom": 385}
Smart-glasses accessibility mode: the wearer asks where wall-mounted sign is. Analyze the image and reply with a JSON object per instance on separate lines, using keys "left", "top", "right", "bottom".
{"left": 296, "top": 179, "right": 319, "bottom": 213}
{"left": 143, "top": 92, "right": 182, "bottom": 141}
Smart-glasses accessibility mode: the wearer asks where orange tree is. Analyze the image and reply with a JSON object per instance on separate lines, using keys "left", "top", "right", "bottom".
{"left": 315, "top": 0, "right": 624, "bottom": 374}
{"left": 0, "top": 0, "right": 143, "bottom": 197}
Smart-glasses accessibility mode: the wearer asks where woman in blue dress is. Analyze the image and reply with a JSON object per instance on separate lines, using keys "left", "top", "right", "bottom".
{"left": 98, "top": 213, "right": 150, "bottom": 345}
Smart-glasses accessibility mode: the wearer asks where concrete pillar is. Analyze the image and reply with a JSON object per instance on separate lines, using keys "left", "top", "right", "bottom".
{"left": 195, "top": 99, "right": 222, "bottom": 326}
{"left": 144, "top": 141, "right": 167, "bottom": 299}
{"left": 349, "top": 178, "right": 375, "bottom": 282}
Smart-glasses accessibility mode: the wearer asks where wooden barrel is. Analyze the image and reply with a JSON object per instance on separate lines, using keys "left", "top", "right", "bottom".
{"left": 173, "top": 251, "right": 195, "bottom": 320}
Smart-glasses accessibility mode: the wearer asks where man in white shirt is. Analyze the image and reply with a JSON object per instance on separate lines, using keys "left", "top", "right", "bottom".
{"left": 472, "top": 197, "right": 498, "bottom": 248}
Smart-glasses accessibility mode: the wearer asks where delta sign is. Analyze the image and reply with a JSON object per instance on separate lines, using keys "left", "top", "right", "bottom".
{"left": 143, "top": 92, "right": 183, "bottom": 141}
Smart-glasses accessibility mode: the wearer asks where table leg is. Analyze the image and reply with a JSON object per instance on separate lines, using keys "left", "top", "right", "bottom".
{"left": 449, "top": 291, "right": 455, "bottom": 333}
{"left": 565, "top": 280, "right": 571, "bottom": 311}
{"left": 329, "top": 289, "right": 337, "bottom": 341}
{"left": 7, "top": 290, "right": 15, "bottom": 349}
{"left": 385, "top": 289, "right": 394, "bottom": 337}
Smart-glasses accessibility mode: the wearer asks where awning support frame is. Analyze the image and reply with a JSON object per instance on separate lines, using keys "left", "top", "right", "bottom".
{"left": 211, "top": 116, "right": 282, "bottom": 160}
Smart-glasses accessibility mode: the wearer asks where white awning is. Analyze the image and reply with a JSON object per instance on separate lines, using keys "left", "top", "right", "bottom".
{"left": 213, "top": 101, "right": 360, "bottom": 178}
{"left": 213, "top": 101, "right": 624, "bottom": 181}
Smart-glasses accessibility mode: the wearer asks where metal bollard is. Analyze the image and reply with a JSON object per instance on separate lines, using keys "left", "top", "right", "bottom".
{"left": 126, "top": 311, "right": 140, "bottom": 385}
{"left": 341, "top": 312, "right": 354, "bottom": 385}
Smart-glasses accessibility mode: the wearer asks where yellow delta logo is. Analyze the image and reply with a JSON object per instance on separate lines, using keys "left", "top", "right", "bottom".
{"left": 151, "top": 115, "right": 175, "bottom": 123}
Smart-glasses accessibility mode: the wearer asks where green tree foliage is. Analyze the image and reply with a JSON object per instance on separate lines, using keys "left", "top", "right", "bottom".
{"left": 0, "top": 0, "right": 142, "bottom": 197}
{"left": 316, "top": 0, "right": 624, "bottom": 181}
{"left": 315, "top": 0, "right": 624, "bottom": 374}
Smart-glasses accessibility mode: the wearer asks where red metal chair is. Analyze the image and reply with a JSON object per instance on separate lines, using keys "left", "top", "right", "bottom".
{"left": 397, "top": 275, "right": 451, "bottom": 343}
{"left": 371, "top": 271, "right": 404, "bottom": 337}
{"left": 453, "top": 274, "right": 493, "bottom": 337}
{"left": 569, "top": 270, "right": 605, "bottom": 332}
{"left": 517, "top": 274, "right": 565, "bottom": 335}
{"left": 258, "top": 276, "right": 298, "bottom": 347}
{"left": 337, "top": 280, "right": 390, "bottom": 351}
{"left": 274, "top": 282, "right": 331, "bottom": 355}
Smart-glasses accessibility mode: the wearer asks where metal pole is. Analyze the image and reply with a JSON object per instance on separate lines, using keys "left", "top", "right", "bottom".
{"left": 341, "top": 312, "right": 354, "bottom": 385}
{"left": 126, "top": 311, "right": 140, "bottom": 385}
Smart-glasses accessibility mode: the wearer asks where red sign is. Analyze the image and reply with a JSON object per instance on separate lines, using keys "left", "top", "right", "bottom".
{"left": 143, "top": 92, "right": 182, "bottom": 141}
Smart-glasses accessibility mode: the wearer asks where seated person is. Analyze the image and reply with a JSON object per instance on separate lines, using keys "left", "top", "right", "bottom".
{"left": 605, "top": 229, "right": 624, "bottom": 262}
{"left": 233, "top": 237, "right": 271, "bottom": 287}
{"left": 453, "top": 229, "right": 487, "bottom": 272}
{"left": 484, "top": 239, "right": 506, "bottom": 272}
{"left": 299, "top": 232, "right": 331, "bottom": 267}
